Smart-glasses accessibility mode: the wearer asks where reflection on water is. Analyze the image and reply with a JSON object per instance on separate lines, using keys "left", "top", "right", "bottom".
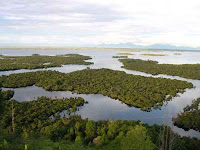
{"left": 1, "top": 49, "right": 200, "bottom": 75}
{"left": 3, "top": 85, "right": 200, "bottom": 139}
{"left": 1, "top": 49, "right": 200, "bottom": 139}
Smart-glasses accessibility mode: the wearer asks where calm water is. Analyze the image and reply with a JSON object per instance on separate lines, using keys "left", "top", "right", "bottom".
{"left": 1, "top": 49, "right": 200, "bottom": 139}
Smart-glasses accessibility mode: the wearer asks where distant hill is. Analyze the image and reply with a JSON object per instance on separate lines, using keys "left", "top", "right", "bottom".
{"left": 97, "top": 43, "right": 200, "bottom": 50}
{"left": 1, "top": 43, "right": 200, "bottom": 51}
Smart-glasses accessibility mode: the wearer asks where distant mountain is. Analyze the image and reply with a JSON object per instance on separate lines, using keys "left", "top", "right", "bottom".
{"left": 97, "top": 43, "right": 200, "bottom": 50}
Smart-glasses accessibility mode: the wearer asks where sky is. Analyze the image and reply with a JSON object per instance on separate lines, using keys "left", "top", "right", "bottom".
{"left": 0, "top": 0, "right": 200, "bottom": 47}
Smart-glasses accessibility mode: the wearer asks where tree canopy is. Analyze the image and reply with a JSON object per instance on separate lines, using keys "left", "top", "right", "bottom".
{"left": 173, "top": 98, "right": 200, "bottom": 131}
{"left": 0, "top": 69, "right": 193, "bottom": 111}
{"left": 0, "top": 54, "right": 93, "bottom": 71}
{"left": 119, "top": 59, "right": 200, "bottom": 79}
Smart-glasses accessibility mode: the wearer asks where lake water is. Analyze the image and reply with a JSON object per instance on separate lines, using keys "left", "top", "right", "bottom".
{"left": 1, "top": 49, "right": 200, "bottom": 139}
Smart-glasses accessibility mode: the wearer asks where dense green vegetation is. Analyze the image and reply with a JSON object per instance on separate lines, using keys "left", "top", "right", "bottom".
{"left": 0, "top": 95, "right": 199, "bottom": 150}
{"left": 0, "top": 80, "right": 199, "bottom": 149}
{"left": 140, "top": 54, "right": 166, "bottom": 56}
{"left": 173, "top": 98, "right": 200, "bottom": 132}
{"left": 0, "top": 54, "right": 93, "bottom": 71}
{"left": 0, "top": 53, "right": 199, "bottom": 149}
{"left": 0, "top": 69, "right": 193, "bottom": 111}
{"left": 1, "top": 116, "right": 200, "bottom": 150}
{"left": 112, "top": 56, "right": 128, "bottom": 58}
{"left": 0, "top": 90, "right": 14, "bottom": 101}
{"left": 120, "top": 59, "right": 200, "bottom": 79}
{"left": 0, "top": 136, "right": 97, "bottom": 150}
{"left": 0, "top": 89, "right": 14, "bottom": 112}
{"left": 0, "top": 96, "right": 86, "bottom": 135}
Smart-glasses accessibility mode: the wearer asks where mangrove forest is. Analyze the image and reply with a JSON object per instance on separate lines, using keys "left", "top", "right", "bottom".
{"left": 0, "top": 69, "right": 193, "bottom": 111}
{"left": 0, "top": 54, "right": 93, "bottom": 71}
{"left": 0, "top": 90, "right": 199, "bottom": 150}
{"left": 119, "top": 58, "right": 200, "bottom": 79}
{"left": 173, "top": 98, "right": 200, "bottom": 132}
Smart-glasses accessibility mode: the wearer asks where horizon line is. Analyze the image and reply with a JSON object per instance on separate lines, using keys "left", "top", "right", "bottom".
{"left": 0, "top": 45, "right": 200, "bottom": 52}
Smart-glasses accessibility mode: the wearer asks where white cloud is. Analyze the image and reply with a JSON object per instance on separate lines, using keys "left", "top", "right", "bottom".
{"left": 0, "top": 35, "right": 83, "bottom": 46}
{"left": 0, "top": 0, "right": 200, "bottom": 47}
{"left": 3, "top": 16, "right": 25, "bottom": 20}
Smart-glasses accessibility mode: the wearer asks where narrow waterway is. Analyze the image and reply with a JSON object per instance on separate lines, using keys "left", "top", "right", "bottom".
{"left": 1, "top": 49, "right": 200, "bottom": 139}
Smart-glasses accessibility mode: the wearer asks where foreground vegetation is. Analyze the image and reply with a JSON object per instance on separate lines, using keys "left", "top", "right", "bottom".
{"left": 0, "top": 89, "right": 14, "bottom": 112}
{"left": 0, "top": 92, "right": 199, "bottom": 150}
{"left": 120, "top": 59, "right": 200, "bottom": 79}
{"left": 0, "top": 54, "right": 93, "bottom": 71}
{"left": 0, "top": 96, "right": 86, "bottom": 135}
{"left": 173, "top": 98, "right": 200, "bottom": 132}
{"left": 0, "top": 69, "right": 193, "bottom": 111}
{"left": 1, "top": 122, "right": 199, "bottom": 150}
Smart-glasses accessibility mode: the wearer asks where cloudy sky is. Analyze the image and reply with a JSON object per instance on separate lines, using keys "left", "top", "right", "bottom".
{"left": 0, "top": 0, "right": 200, "bottom": 47}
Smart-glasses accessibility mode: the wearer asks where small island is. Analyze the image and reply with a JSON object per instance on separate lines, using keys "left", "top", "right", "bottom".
{"left": 0, "top": 54, "right": 93, "bottom": 71}
{"left": 119, "top": 58, "right": 200, "bottom": 79}
{"left": 173, "top": 98, "right": 200, "bottom": 132}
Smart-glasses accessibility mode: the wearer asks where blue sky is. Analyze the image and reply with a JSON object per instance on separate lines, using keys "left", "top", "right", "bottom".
{"left": 0, "top": 0, "right": 200, "bottom": 47}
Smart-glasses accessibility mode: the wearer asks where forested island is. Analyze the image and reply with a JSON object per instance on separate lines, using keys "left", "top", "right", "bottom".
{"left": 0, "top": 54, "right": 93, "bottom": 71}
{"left": 119, "top": 59, "right": 200, "bottom": 79}
{"left": 0, "top": 69, "right": 193, "bottom": 111}
{"left": 173, "top": 98, "right": 200, "bottom": 132}
{"left": 0, "top": 89, "right": 199, "bottom": 150}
